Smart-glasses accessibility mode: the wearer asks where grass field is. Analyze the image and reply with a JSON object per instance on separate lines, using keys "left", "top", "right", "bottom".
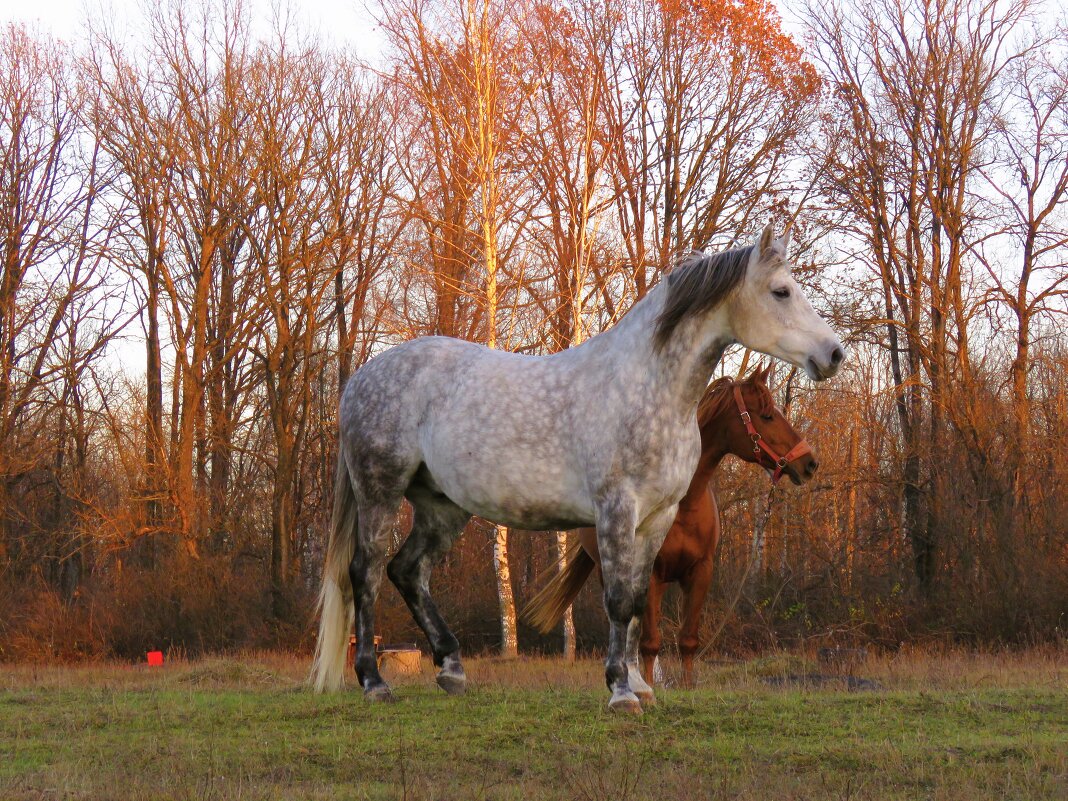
{"left": 1, "top": 649, "right": 1065, "bottom": 800}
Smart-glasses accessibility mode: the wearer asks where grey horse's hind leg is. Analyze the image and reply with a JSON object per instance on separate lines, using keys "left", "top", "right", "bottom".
{"left": 350, "top": 502, "right": 400, "bottom": 701}
{"left": 387, "top": 492, "right": 470, "bottom": 695}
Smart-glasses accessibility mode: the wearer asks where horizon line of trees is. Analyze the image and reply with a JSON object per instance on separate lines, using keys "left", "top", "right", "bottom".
{"left": 1, "top": 0, "right": 1066, "bottom": 662}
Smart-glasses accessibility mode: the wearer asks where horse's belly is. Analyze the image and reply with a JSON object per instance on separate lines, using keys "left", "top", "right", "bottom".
{"left": 424, "top": 451, "right": 594, "bottom": 530}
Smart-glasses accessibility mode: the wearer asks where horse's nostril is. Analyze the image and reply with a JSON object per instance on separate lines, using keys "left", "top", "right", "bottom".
{"left": 830, "top": 347, "right": 844, "bottom": 367}
{"left": 806, "top": 459, "right": 819, "bottom": 476}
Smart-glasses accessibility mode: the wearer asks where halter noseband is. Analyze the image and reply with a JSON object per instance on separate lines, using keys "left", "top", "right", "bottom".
{"left": 731, "top": 385, "right": 811, "bottom": 484}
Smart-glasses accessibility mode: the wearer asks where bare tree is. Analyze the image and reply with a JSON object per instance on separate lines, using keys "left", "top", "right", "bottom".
{"left": 806, "top": 0, "right": 1032, "bottom": 589}
{"left": 977, "top": 37, "right": 1068, "bottom": 504}
{"left": 0, "top": 25, "right": 120, "bottom": 575}
{"left": 322, "top": 65, "right": 408, "bottom": 390}
{"left": 606, "top": 0, "right": 820, "bottom": 295}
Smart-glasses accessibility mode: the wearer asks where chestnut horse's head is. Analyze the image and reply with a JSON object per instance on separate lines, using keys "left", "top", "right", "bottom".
{"left": 700, "top": 364, "right": 818, "bottom": 485}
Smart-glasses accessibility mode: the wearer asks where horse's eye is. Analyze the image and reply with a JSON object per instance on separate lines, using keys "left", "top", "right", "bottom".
{"left": 760, "top": 414, "right": 774, "bottom": 421}
{"left": 772, "top": 288, "right": 790, "bottom": 300}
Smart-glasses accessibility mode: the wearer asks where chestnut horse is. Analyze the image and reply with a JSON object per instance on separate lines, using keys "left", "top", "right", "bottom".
{"left": 522, "top": 365, "right": 816, "bottom": 688}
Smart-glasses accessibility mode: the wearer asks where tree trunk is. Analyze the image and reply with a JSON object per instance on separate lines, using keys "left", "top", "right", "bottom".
{"left": 749, "top": 489, "right": 773, "bottom": 585}
{"left": 145, "top": 267, "right": 164, "bottom": 546}
{"left": 493, "top": 523, "right": 518, "bottom": 658}
{"left": 557, "top": 530, "right": 576, "bottom": 661}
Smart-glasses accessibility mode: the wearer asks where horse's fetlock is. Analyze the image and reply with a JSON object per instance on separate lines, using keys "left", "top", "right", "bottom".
{"left": 605, "top": 659, "right": 628, "bottom": 691}
{"left": 432, "top": 639, "right": 460, "bottom": 667}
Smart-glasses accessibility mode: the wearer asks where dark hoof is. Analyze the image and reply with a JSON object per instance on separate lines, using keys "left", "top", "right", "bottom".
{"left": 607, "top": 690, "right": 643, "bottom": 715}
{"left": 363, "top": 683, "right": 396, "bottom": 703}
{"left": 436, "top": 671, "right": 467, "bottom": 696}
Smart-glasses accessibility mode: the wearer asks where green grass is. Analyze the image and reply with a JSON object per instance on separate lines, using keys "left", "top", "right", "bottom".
{"left": 1, "top": 651, "right": 1065, "bottom": 800}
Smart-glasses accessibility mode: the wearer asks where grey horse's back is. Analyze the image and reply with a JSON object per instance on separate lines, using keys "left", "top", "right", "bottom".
{"left": 342, "top": 337, "right": 480, "bottom": 422}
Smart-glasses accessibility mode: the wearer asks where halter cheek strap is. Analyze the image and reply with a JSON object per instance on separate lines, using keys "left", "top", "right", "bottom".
{"left": 732, "top": 385, "right": 812, "bottom": 484}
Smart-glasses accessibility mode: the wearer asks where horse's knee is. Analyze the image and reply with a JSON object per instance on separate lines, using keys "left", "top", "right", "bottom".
{"left": 630, "top": 585, "right": 650, "bottom": 618}
{"left": 678, "top": 634, "right": 700, "bottom": 659}
{"left": 603, "top": 581, "right": 634, "bottom": 623}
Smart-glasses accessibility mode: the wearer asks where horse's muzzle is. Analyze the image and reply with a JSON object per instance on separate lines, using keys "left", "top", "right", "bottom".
{"left": 807, "top": 343, "right": 845, "bottom": 381}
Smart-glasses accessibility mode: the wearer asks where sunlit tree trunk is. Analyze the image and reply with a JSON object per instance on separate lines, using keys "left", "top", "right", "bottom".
{"left": 557, "top": 531, "right": 576, "bottom": 661}
{"left": 492, "top": 524, "right": 518, "bottom": 657}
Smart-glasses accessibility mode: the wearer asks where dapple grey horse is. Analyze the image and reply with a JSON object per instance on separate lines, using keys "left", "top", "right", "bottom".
{"left": 311, "top": 224, "right": 844, "bottom": 713}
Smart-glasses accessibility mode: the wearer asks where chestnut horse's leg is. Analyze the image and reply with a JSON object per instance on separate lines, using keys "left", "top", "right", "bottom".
{"left": 678, "top": 558, "right": 714, "bottom": 687}
{"left": 638, "top": 575, "right": 665, "bottom": 686}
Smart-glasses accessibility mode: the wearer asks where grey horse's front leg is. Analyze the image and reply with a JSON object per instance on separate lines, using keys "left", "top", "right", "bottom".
{"left": 626, "top": 618, "right": 656, "bottom": 705}
{"left": 626, "top": 512, "right": 674, "bottom": 705}
{"left": 596, "top": 495, "right": 651, "bottom": 713}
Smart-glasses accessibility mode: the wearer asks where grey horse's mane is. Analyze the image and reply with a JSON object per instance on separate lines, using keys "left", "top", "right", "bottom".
{"left": 653, "top": 246, "right": 755, "bottom": 351}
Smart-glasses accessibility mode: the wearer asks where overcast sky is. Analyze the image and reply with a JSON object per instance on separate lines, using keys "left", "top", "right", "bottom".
{"left": 1, "top": 0, "right": 386, "bottom": 60}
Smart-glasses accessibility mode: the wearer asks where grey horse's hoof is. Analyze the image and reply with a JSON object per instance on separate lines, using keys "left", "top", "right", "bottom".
{"left": 363, "top": 683, "right": 396, "bottom": 703}
{"left": 607, "top": 689, "right": 643, "bottom": 715}
{"left": 436, "top": 670, "right": 467, "bottom": 696}
{"left": 627, "top": 664, "right": 656, "bottom": 706}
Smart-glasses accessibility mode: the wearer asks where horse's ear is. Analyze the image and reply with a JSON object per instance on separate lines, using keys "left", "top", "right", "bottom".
{"left": 761, "top": 362, "right": 776, "bottom": 386}
{"left": 748, "top": 360, "right": 770, "bottom": 384}
{"left": 758, "top": 222, "right": 776, "bottom": 258}
{"left": 781, "top": 224, "right": 792, "bottom": 252}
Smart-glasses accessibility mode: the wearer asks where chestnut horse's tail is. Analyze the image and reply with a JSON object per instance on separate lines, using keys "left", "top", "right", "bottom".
{"left": 522, "top": 541, "right": 596, "bottom": 634}
{"left": 308, "top": 448, "right": 357, "bottom": 693}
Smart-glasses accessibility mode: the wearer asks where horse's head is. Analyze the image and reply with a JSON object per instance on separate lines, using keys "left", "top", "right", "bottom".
{"left": 726, "top": 223, "right": 845, "bottom": 382}
{"left": 719, "top": 365, "right": 818, "bottom": 486}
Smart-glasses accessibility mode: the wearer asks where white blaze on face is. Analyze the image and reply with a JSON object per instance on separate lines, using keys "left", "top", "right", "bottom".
{"left": 728, "top": 224, "right": 845, "bottom": 381}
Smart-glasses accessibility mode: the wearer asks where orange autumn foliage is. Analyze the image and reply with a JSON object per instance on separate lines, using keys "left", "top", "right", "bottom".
{"left": 661, "top": 0, "right": 821, "bottom": 98}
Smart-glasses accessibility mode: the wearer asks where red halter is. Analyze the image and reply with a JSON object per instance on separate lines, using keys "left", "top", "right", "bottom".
{"left": 732, "top": 385, "right": 811, "bottom": 484}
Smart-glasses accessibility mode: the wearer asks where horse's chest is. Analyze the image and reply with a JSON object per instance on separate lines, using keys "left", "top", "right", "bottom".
{"left": 616, "top": 420, "right": 700, "bottom": 502}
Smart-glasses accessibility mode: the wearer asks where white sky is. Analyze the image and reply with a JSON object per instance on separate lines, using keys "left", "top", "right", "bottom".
{"left": 0, "top": 0, "right": 386, "bottom": 60}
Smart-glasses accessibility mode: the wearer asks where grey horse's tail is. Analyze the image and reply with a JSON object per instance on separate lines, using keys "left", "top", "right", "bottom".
{"left": 521, "top": 541, "right": 595, "bottom": 634}
{"left": 309, "top": 449, "right": 357, "bottom": 693}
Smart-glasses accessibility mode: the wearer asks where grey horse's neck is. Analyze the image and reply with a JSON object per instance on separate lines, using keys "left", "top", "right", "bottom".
{"left": 582, "top": 282, "right": 734, "bottom": 411}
